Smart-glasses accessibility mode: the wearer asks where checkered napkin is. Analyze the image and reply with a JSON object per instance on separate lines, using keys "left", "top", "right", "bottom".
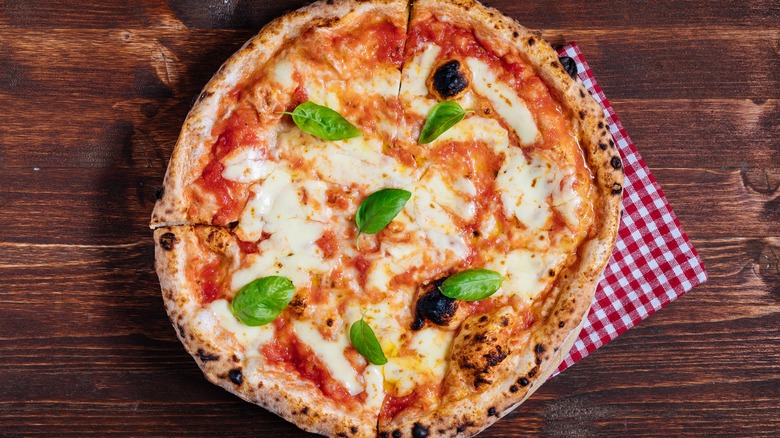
{"left": 554, "top": 43, "right": 708, "bottom": 374}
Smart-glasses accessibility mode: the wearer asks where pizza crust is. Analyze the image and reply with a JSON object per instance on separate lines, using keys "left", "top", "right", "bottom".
{"left": 151, "top": 0, "right": 623, "bottom": 436}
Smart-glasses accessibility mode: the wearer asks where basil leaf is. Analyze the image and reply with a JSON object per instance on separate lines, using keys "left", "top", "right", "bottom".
{"left": 355, "top": 188, "right": 411, "bottom": 236}
{"left": 439, "top": 269, "right": 504, "bottom": 301}
{"left": 283, "top": 101, "right": 362, "bottom": 141}
{"left": 418, "top": 101, "right": 468, "bottom": 144}
{"left": 349, "top": 317, "right": 387, "bottom": 365}
{"left": 231, "top": 276, "right": 295, "bottom": 326}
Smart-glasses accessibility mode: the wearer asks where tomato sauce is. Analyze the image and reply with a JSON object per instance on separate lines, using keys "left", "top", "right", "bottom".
{"left": 197, "top": 107, "right": 264, "bottom": 225}
{"left": 199, "top": 261, "right": 224, "bottom": 303}
{"left": 261, "top": 320, "right": 360, "bottom": 407}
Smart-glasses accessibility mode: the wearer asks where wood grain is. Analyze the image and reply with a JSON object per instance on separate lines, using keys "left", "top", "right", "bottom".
{"left": 0, "top": 0, "right": 778, "bottom": 436}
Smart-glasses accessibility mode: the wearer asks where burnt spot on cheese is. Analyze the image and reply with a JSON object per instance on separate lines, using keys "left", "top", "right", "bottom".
{"left": 228, "top": 368, "right": 243, "bottom": 386}
{"left": 429, "top": 60, "right": 470, "bottom": 99}
{"left": 412, "top": 422, "right": 429, "bottom": 438}
{"left": 558, "top": 56, "right": 578, "bottom": 78}
{"left": 159, "top": 232, "right": 177, "bottom": 251}
{"left": 412, "top": 277, "right": 459, "bottom": 330}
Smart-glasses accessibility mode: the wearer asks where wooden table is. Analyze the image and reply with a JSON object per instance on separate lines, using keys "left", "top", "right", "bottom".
{"left": 1, "top": 0, "right": 778, "bottom": 436}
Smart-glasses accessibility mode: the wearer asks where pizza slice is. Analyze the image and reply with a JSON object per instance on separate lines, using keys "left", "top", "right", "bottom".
{"left": 151, "top": 0, "right": 410, "bottom": 227}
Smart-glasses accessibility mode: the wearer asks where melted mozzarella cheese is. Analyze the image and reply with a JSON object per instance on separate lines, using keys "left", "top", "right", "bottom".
{"left": 292, "top": 320, "right": 363, "bottom": 396}
{"left": 405, "top": 179, "right": 470, "bottom": 260}
{"left": 466, "top": 57, "right": 540, "bottom": 144}
{"left": 271, "top": 59, "right": 296, "bottom": 89}
{"left": 408, "top": 327, "right": 452, "bottom": 379}
{"left": 432, "top": 116, "right": 509, "bottom": 156}
{"left": 364, "top": 364, "right": 385, "bottom": 411}
{"left": 400, "top": 45, "right": 440, "bottom": 116}
{"left": 221, "top": 148, "right": 276, "bottom": 183}
{"left": 279, "top": 129, "right": 415, "bottom": 194}
{"left": 196, "top": 299, "right": 275, "bottom": 358}
{"left": 486, "top": 248, "right": 567, "bottom": 304}
{"left": 383, "top": 327, "right": 452, "bottom": 397}
{"left": 422, "top": 170, "right": 476, "bottom": 222}
{"left": 496, "top": 149, "right": 553, "bottom": 232}
{"left": 232, "top": 169, "right": 332, "bottom": 288}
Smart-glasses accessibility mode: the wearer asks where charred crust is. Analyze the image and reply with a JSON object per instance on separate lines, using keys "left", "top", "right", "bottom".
{"left": 484, "top": 345, "right": 508, "bottom": 367}
{"left": 301, "top": 406, "right": 309, "bottom": 415}
{"left": 379, "top": 433, "right": 389, "bottom": 438}
{"left": 512, "top": 31, "right": 519, "bottom": 38}
{"left": 197, "top": 349, "right": 219, "bottom": 362}
{"left": 558, "top": 321, "right": 566, "bottom": 328}
{"left": 579, "top": 110, "right": 586, "bottom": 119}
{"left": 159, "top": 232, "right": 177, "bottom": 251}
{"left": 598, "top": 121, "right": 604, "bottom": 129}
{"left": 488, "top": 407, "right": 497, "bottom": 417}
{"left": 228, "top": 368, "right": 243, "bottom": 386}
{"left": 231, "top": 354, "right": 240, "bottom": 362}
{"left": 479, "top": 315, "right": 489, "bottom": 323}
{"left": 510, "top": 384, "right": 519, "bottom": 392}
{"left": 527, "top": 37, "right": 535, "bottom": 45}
{"left": 580, "top": 89, "right": 586, "bottom": 98}
{"left": 456, "top": 422, "right": 475, "bottom": 433}
{"left": 350, "top": 426, "right": 358, "bottom": 434}
{"left": 392, "top": 430, "right": 402, "bottom": 438}
{"left": 500, "top": 317, "right": 509, "bottom": 327}
{"left": 154, "top": 186, "right": 164, "bottom": 200}
{"left": 535, "top": 357, "right": 542, "bottom": 365}
{"left": 326, "top": 318, "right": 334, "bottom": 327}
{"left": 528, "top": 366, "right": 539, "bottom": 378}
{"left": 518, "top": 377, "right": 530, "bottom": 387}
{"left": 599, "top": 142, "right": 608, "bottom": 150}
{"left": 535, "top": 344, "right": 546, "bottom": 354}
{"left": 609, "top": 139, "right": 616, "bottom": 148}
{"left": 558, "top": 56, "right": 578, "bottom": 78}
{"left": 412, "top": 422, "right": 429, "bottom": 438}
{"left": 337, "top": 433, "right": 348, "bottom": 438}
{"left": 227, "top": 220, "right": 239, "bottom": 229}
{"left": 612, "top": 183, "right": 623, "bottom": 195}
{"left": 326, "top": 0, "right": 333, "bottom": 4}
{"left": 611, "top": 156, "right": 623, "bottom": 170}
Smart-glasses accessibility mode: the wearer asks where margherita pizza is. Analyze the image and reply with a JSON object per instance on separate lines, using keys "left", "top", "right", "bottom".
{"left": 150, "top": 0, "right": 624, "bottom": 436}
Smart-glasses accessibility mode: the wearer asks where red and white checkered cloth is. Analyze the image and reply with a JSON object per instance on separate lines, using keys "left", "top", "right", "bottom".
{"left": 554, "top": 43, "right": 708, "bottom": 374}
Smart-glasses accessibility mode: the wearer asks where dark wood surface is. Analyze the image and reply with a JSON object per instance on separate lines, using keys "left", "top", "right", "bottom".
{"left": 1, "top": 0, "right": 778, "bottom": 436}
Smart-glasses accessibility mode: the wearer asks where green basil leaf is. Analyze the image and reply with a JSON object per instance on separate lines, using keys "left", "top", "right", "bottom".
{"left": 439, "top": 269, "right": 504, "bottom": 301}
{"left": 231, "top": 276, "right": 295, "bottom": 326}
{"left": 355, "top": 188, "right": 411, "bottom": 236}
{"left": 349, "top": 317, "right": 387, "bottom": 365}
{"left": 418, "top": 101, "right": 468, "bottom": 144}
{"left": 283, "top": 101, "right": 362, "bottom": 141}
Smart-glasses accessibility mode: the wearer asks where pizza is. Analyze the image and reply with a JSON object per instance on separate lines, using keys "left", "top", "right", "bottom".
{"left": 150, "top": 0, "right": 624, "bottom": 436}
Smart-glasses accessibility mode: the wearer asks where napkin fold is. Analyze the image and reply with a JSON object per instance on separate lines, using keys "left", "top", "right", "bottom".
{"left": 555, "top": 43, "right": 708, "bottom": 373}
